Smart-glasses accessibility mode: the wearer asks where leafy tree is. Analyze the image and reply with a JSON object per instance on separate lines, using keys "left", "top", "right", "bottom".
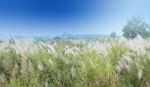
{"left": 122, "top": 17, "right": 150, "bottom": 38}
{"left": 53, "top": 36, "right": 61, "bottom": 40}
{"left": 110, "top": 32, "right": 117, "bottom": 38}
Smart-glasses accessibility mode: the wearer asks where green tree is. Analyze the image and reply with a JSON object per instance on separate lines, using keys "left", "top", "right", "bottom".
{"left": 53, "top": 36, "right": 61, "bottom": 40}
{"left": 110, "top": 32, "right": 117, "bottom": 38}
{"left": 122, "top": 17, "right": 150, "bottom": 38}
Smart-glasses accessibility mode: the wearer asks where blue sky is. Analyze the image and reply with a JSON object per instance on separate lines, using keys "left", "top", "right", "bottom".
{"left": 0, "top": 0, "right": 150, "bottom": 36}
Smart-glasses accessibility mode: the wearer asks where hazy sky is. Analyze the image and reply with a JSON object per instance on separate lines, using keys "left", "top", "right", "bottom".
{"left": 0, "top": 0, "right": 150, "bottom": 36}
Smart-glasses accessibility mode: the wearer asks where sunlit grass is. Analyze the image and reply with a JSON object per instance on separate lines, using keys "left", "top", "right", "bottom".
{"left": 0, "top": 36, "right": 150, "bottom": 87}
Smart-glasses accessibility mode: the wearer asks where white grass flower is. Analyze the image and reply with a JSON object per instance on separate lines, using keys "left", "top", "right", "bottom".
{"left": 138, "top": 68, "right": 143, "bottom": 80}
{"left": 48, "top": 59, "right": 53, "bottom": 65}
{"left": 11, "top": 64, "right": 19, "bottom": 78}
{"left": 116, "top": 65, "right": 121, "bottom": 74}
{"left": 116, "top": 53, "right": 133, "bottom": 73}
{"left": 71, "top": 66, "right": 76, "bottom": 77}
{"left": 48, "top": 45, "right": 56, "bottom": 54}
{"left": 65, "top": 47, "right": 78, "bottom": 57}
{"left": 21, "top": 56, "right": 28, "bottom": 77}
{"left": 0, "top": 73, "right": 6, "bottom": 85}
{"left": 38, "top": 63, "right": 44, "bottom": 71}
{"left": 28, "top": 60, "right": 34, "bottom": 73}
{"left": 45, "top": 81, "right": 49, "bottom": 87}
{"left": 123, "top": 53, "right": 133, "bottom": 64}
{"left": 61, "top": 57, "right": 70, "bottom": 65}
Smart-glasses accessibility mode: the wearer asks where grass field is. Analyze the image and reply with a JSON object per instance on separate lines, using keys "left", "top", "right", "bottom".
{"left": 0, "top": 36, "right": 150, "bottom": 87}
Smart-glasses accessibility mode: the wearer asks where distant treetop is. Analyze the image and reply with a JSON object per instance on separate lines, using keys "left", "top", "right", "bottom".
{"left": 122, "top": 16, "right": 150, "bottom": 38}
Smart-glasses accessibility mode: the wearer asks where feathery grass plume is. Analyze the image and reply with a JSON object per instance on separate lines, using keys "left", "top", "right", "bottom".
{"left": 48, "top": 58, "right": 53, "bottom": 65}
{"left": 11, "top": 64, "right": 19, "bottom": 79}
{"left": 71, "top": 66, "right": 76, "bottom": 77}
{"left": 116, "top": 52, "right": 133, "bottom": 74}
{"left": 20, "top": 55, "right": 28, "bottom": 79}
{"left": 0, "top": 73, "right": 6, "bottom": 87}
{"left": 47, "top": 45, "right": 56, "bottom": 54}
{"left": 37, "top": 62, "right": 44, "bottom": 71}
{"left": 65, "top": 47, "right": 79, "bottom": 57}
{"left": 28, "top": 60, "right": 34, "bottom": 73}
{"left": 137, "top": 68, "right": 143, "bottom": 80}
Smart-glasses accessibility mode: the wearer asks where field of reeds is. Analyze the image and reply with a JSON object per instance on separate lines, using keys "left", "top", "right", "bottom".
{"left": 0, "top": 36, "right": 150, "bottom": 87}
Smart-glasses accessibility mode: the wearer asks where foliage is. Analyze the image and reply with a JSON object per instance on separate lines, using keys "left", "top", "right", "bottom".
{"left": 110, "top": 32, "right": 117, "bottom": 38}
{"left": 122, "top": 16, "right": 150, "bottom": 38}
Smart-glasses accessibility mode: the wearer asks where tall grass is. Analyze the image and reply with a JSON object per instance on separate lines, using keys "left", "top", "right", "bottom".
{"left": 0, "top": 36, "right": 150, "bottom": 87}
